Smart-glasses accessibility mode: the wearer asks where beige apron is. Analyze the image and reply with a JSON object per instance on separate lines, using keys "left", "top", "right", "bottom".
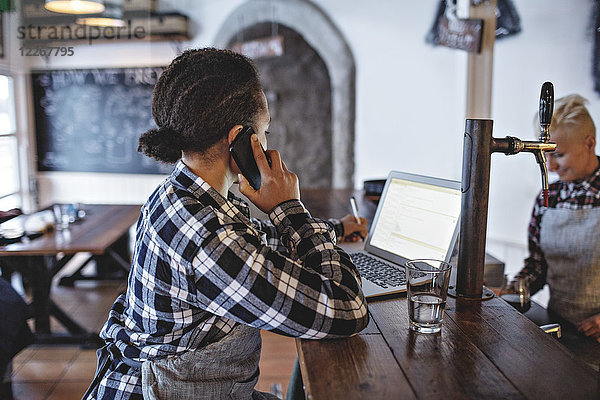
{"left": 540, "top": 207, "right": 600, "bottom": 325}
{"left": 141, "top": 323, "right": 280, "bottom": 400}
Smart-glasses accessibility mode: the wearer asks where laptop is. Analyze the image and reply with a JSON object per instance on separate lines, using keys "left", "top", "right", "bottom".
{"left": 346, "top": 171, "right": 462, "bottom": 299}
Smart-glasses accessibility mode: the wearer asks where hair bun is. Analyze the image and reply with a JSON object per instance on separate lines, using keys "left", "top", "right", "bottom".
{"left": 138, "top": 126, "right": 182, "bottom": 164}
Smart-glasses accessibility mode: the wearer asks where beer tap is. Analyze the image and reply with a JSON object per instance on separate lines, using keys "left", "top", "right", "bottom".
{"left": 489, "top": 82, "right": 557, "bottom": 206}
{"left": 451, "top": 82, "right": 557, "bottom": 300}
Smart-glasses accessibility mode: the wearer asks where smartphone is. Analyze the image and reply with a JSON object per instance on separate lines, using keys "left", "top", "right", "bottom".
{"left": 229, "top": 126, "right": 270, "bottom": 190}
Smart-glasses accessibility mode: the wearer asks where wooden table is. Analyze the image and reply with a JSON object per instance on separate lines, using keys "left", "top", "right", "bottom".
{"left": 524, "top": 300, "right": 600, "bottom": 371}
{"left": 0, "top": 204, "right": 141, "bottom": 346}
{"left": 297, "top": 294, "right": 599, "bottom": 399}
{"left": 297, "top": 189, "right": 600, "bottom": 399}
{"left": 0, "top": 204, "right": 140, "bottom": 257}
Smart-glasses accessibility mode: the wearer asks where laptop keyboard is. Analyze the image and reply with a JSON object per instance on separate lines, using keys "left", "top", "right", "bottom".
{"left": 350, "top": 252, "right": 406, "bottom": 288}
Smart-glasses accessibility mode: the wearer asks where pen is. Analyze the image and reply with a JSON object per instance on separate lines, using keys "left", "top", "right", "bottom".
{"left": 349, "top": 196, "right": 364, "bottom": 241}
{"left": 350, "top": 196, "right": 360, "bottom": 223}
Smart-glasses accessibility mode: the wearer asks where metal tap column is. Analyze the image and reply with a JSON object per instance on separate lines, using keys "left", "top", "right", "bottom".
{"left": 455, "top": 118, "right": 495, "bottom": 299}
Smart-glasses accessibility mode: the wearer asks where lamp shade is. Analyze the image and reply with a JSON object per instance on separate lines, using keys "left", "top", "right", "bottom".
{"left": 76, "top": 1, "right": 125, "bottom": 27}
{"left": 45, "top": 0, "right": 105, "bottom": 14}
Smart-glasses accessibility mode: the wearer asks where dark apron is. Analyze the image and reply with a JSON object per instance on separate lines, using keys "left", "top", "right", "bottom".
{"left": 142, "top": 323, "right": 280, "bottom": 400}
{"left": 84, "top": 324, "right": 280, "bottom": 399}
{"left": 541, "top": 207, "right": 600, "bottom": 325}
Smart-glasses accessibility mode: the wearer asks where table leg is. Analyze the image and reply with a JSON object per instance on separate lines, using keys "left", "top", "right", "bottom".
{"left": 1, "top": 255, "right": 101, "bottom": 347}
{"left": 56, "top": 254, "right": 94, "bottom": 287}
{"left": 29, "top": 256, "right": 52, "bottom": 334}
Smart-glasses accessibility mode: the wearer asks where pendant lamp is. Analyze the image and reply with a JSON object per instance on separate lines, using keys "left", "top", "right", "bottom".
{"left": 45, "top": 0, "right": 105, "bottom": 14}
{"left": 76, "top": 1, "right": 125, "bottom": 27}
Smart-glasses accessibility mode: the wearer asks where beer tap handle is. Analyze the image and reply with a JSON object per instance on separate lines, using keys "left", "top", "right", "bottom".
{"left": 539, "top": 81, "right": 554, "bottom": 142}
{"left": 537, "top": 81, "right": 555, "bottom": 206}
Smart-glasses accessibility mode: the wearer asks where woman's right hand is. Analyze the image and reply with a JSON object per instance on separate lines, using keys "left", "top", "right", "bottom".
{"left": 238, "top": 134, "right": 300, "bottom": 213}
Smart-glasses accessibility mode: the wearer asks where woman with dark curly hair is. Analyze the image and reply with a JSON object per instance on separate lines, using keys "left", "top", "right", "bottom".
{"left": 84, "top": 48, "right": 368, "bottom": 400}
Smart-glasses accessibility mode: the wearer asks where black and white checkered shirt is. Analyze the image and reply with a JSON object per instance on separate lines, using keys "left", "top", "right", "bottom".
{"left": 91, "top": 161, "right": 368, "bottom": 399}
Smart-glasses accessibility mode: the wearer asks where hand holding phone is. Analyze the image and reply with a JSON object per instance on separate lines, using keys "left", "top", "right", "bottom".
{"left": 234, "top": 128, "right": 300, "bottom": 213}
{"left": 229, "top": 126, "right": 270, "bottom": 190}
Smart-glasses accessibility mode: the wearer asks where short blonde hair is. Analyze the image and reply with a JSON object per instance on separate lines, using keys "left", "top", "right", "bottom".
{"left": 537, "top": 94, "right": 596, "bottom": 140}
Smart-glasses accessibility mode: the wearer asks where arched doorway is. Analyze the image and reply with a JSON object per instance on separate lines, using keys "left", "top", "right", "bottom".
{"left": 214, "top": 0, "right": 355, "bottom": 189}
{"left": 227, "top": 23, "right": 332, "bottom": 188}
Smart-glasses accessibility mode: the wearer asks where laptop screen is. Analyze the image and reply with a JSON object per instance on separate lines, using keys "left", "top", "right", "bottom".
{"left": 366, "top": 172, "right": 462, "bottom": 264}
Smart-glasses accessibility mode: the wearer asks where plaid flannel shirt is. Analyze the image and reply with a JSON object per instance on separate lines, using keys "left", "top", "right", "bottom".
{"left": 90, "top": 161, "right": 368, "bottom": 400}
{"left": 518, "top": 157, "right": 600, "bottom": 294}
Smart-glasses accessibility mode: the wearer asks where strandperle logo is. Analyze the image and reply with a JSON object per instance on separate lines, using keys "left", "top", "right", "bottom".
{"left": 17, "top": 20, "right": 147, "bottom": 46}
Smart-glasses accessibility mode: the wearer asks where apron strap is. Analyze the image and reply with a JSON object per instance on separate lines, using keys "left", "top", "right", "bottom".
{"left": 81, "top": 343, "right": 143, "bottom": 400}
{"left": 81, "top": 344, "right": 111, "bottom": 400}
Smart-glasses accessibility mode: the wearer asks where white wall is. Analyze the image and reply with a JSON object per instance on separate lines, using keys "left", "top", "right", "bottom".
{"left": 489, "top": 0, "right": 598, "bottom": 298}
{"left": 314, "top": 1, "right": 467, "bottom": 184}
{"left": 22, "top": 0, "right": 466, "bottom": 207}
{"left": 486, "top": 0, "right": 597, "bottom": 305}
{"left": 7, "top": 0, "right": 598, "bottom": 304}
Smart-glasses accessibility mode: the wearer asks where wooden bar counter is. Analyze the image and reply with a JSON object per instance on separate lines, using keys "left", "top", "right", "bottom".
{"left": 297, "top": 189, "right": 600, "bottom": 400}
{"left": 297, "top": 289, "right": 599, "bottom": 399}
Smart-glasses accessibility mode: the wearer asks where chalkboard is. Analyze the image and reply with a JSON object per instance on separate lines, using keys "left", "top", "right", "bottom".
{"left": 32, "top": 67, "right": 173, "bottom": 174}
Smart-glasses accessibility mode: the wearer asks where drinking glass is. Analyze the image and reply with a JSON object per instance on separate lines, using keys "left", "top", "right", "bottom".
{"left": 53, "top": 204, "right": 69, "bottom": 231}
{"left": 405, "top": 259, "right": 452, "bottom": 333}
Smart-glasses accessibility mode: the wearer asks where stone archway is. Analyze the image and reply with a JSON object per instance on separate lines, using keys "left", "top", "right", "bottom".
{"left": 228, "top": 23, "right": 333, "bottom": 188}
{"left": 214, "top": 0, "right": 356, "bottom": 188}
